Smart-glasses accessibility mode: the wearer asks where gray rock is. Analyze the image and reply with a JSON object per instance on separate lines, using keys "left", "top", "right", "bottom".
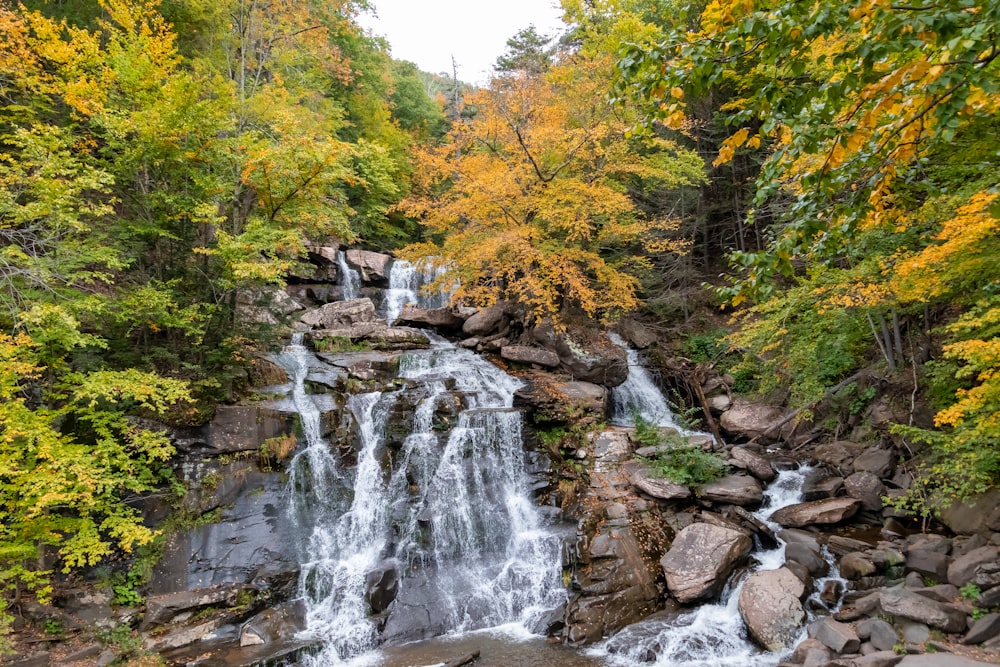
{"left": 814, "top": 441, "right": 863, "bottom": 471}
{"left": 898, "top": 655, "right": 1000, "bottom": 666}
{"left": 900, "top": 621, "right": 930, "bottom": 644}
{"left": 729, "top": 446, "right": 776, "bottom": 482}
{"left": 845, "top": 471, "right": 885, "bottom": 511}
{"left": 236, "top": 286, "right": 305, "bottom": 325}
{"left": 395, "top": 305, "right": 465, "bottom": 330}
{"left": 622, "top": 461, "right": 691, "bottom": 500}
{"left": 849, "top": 653, "right": 904, "bottom": 667}
{"left": 366, "top": 564, "right": 400, "bottom": 614}
{"left": 802, "top": 474, "right": 845, "bottom": 501}
{"left": 880, "top": 587, "right": 967, "bottom": 633}
{"left": 531, "top": 319, "right": 628, "bottom": 387}
{"left": 939, "top": 489, "right": 1000, "bottom": 535}
{"left": 365, "top": 327, "right": 432, "bottom": 350}
{"left": 172, "top": 406, "right": 296, "bottom": 456}
{"left": 4, "top": 652, "right": 49, "bottom": 667}
{"left": 810, "top": 617, "right": 861, "bottom": 653}
{"left": 301, "top": 298, "right": 377, "bottom": 329}
{"left": 697, "top": 474, "right": 763, "bottom": 506}
{"left": 840, "top": 552, "right": 878, "bottom": 580}
{"left": 963, "top": 612, "right": 1000, "bottom": 645}
{"left": 858, "top": 617, "right": 899, "bottom": 652}
{"left": 739, "top": 567, "right": 806, "bottom": 651}
{"left": 501, "top": 345, "right": 560, "bottom": 368}
{"left": 462, "top": 304, "right": 508, "bottom": 336}
{"left": 913, "top": 584, "right": 959, "bottom": 604}
{"left": 346, "top": 249, "right": 392, "bottom": 281}
{"left": 785, "top": 541, "right": 829, "bottom": 576}
{"left": 853, "top": 448, "right": 895, "bottom": 478}
{"left": 770, "top": 498, "right": 862, "bottom": 528}
{"left": 906, "top": 548, "right": 950, "bottom": 583}
{"left": 143, "top": 619, "right": 223, "bottom": 652}
{"left": 708, "top": 394, "right": 733, "bottom": 413}
{"left": 616, "top": 319, "right": 658, "bottom": 349}
{"left": 948, "top": 546, "right": 1000, "bottom": 588}
{"left": 719, "top": 399, "right": 786, "bottom": 439}
{"left": 239, "top": 600, "right": 306, "bottom": 647}
{"left": 141, "top": 584, "right": 240, "bottom": 630}
{"left": 661, "top": 523, "right": 752, "bottom": 603}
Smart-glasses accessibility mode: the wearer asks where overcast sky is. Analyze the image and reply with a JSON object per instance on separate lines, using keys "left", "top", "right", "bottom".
{"left": 357, "top": 0, "right": 566, "bottom": 84}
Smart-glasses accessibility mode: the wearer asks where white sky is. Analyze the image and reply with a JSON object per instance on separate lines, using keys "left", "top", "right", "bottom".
{"left": 357, "top": 0, "right": 567, "bottom": 85}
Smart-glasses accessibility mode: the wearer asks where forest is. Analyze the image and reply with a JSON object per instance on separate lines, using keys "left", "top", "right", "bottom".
{"left": 1, "top": 0, "right": 998, "bottom": 653}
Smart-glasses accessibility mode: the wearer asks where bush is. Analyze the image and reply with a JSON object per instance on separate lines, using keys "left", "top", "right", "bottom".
{"left": 642, "top": 445, "right": 727, "bottom": 486}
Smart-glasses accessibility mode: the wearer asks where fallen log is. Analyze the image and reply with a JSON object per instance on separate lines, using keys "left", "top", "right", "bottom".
{"left": 443, "top": 650, "right": 481, "bottom": 667}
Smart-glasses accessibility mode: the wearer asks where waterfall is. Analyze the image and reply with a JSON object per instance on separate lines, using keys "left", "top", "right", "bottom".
{"left": 593, "top": 466, "right": 819, "bottom": 667}
{"left": 276, "top": 333, "right": 565, "bottom": 665}
{"left": 336, "top": 250, "right": 361, "bottom": 300}
{"left": 382, "top": 259, "right": 454, "bottom": 324}
{"left": 607, "top": 332, "right": 680, "bottom": 428}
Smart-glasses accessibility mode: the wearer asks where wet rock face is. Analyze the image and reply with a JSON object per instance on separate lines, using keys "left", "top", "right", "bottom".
{"left": 738, "top": 567, "right": 805, "bottom": 651}
{"left": 659, "top": 523, "right": 752, "bottom": 603}
{"left": 149, "top": 471, "right": 301, "bottom": 597}
{"left": 530, "top": 318, "right": 628, "bottom": 387}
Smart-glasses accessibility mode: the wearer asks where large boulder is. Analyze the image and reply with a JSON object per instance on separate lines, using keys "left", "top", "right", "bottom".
{"left": 947, "top": 546, "right": 1000, "bottom": 588}
{"left": 697, "top": 474, "right": 763, "bottom": 507}
{"left": 531, "top": 319, "right": 628, "bottom": 387}
{"left": 345, "top": 249, "right": 392, "bottom": 282}
{"left": 809, "top": 617, "right": 860, "bottom": 653}
{"left": 501, "top": 345, "right": 560, "bottom": 368}
{"left": 622, "top": 460, "right": 691, "bottom": 501}
{"left": 845, "top": 471, "right": 885, "bottom": 511}
{"left": 719, "top": 399, "right": 785, "bottom": 440}
{"left": 172, "top": 406, "right": 296, "bottom": 455}
{"left": 879, "top": 587, "right": 967, "bottom": 633}
{"left": 729, "top": 446, "right": 776, "bottom": 482}
{"left": 235, "top": 286, "right": 305, "bottom": 325}
{"left": 396, "top": 305, "right": 465, "bottom": 332}
{"left": 660, "top": 523, "right": 752, "bottom": 603}
{"left": 769, "top": 498, "right": 862, "bottom": 528}
{"left": 301, "top": 298, "right": 377, "bottom": 329}
{"left": 462, "top": 303, "right": 509, "bottom": 337}
{"left": 938, "top": 489, "right": 1000, "bottom": 535}
{"left": 738, "top": 567, "right": 805, "bottom": 651}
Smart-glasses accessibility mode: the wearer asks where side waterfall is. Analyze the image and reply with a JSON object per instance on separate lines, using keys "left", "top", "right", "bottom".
{"left": 381, "top": 259, "right": 454, "bottom": 324}
{"left": 276, "top": 333, "right": 565, "bottom": 665}
{"left": 336, "top": 250, "right": 361, "bottom": 300}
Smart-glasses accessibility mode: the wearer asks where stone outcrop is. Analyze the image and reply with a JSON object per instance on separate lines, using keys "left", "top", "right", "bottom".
{"left": 501, "top": 345, "right": 560, "bottom": 368}
{"left": 738, "top": 567, "right": 806, "bottom": 651}
{"left": 622, "top": 460, "right": 691, "bottom": 501}
{"left": 660, "top": 523, "right": 752, "bottom": 603}
{"left": 301, "top": 297, "right": 377, "bottom": 329}
{"left": 879, "top": 587, "right": 967, "bottom": 633}
{"left": 697, "top": 474, "right": 763, "bottom": 506}
{"left": 718, "top": 398, "right": 786, "bottom": 439}
{"left": 531, "top": 318, "right": 628, "bottom": 387}
{"left": 396, "top": 305, "right": 465, "bottom": 331}
{"left": 769, "top": 497, "right": 862, "bottom": 528}
{"left": 345, "top": 248, "right": 392, "bottom": 282}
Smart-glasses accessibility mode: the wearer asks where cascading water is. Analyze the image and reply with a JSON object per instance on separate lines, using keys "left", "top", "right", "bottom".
{"left": 593, "top": 465, "right": 818, "bottom": 667}
{"left": 336, "top": 250, "right": 361, "bottom": 300}
{"left": 276, "top": 333, "right": 565, "bottom": 666}
{"left": 381, "top": 259, "right": 454, "bottom": 324}
{"left": 608, "top": 332, "right": 681, "bottom": 429}
{"left": 595, "top": 343, "right": 844, "bottom": 667}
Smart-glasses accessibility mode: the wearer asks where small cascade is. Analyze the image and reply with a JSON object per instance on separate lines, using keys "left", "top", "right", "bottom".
{"left": 595, "top": 466, "right": 818, "bottom": 667}
{"left": 336, "top": 250, "right": 361, "bottom": 300}
{"left": 607, "top": 332, "right": 680, "bottom": 428}
{"left": 276, "top": 332, "right": 565, "bottom": 665}
{"left": 382, "top": 259, "right": 454, "bottom": 324}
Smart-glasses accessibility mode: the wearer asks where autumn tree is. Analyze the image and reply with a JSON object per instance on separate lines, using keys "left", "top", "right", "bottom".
{"left": 616, "top": 0, "right": 1000, "bottom": 511}
{"left": 402, "top": 39, "right": 704, "bottom": 324}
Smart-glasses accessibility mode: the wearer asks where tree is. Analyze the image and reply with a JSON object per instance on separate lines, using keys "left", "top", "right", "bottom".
{"left": 402, "top": 44, "right": 704, "bottom": 324}
{"left": 615, "top": 0, "right": 1000, "bottom": 512}
{"left": 495, "top": 25, "right": 555, "bottom": 76}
